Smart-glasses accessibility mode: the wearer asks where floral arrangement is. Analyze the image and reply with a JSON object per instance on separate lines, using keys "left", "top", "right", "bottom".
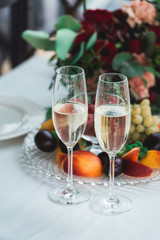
{"left": 24, "top": 0, "right": 160, "bottom": 180}
{"left": 22, "top": 0, "right": 160, "bottom": 107}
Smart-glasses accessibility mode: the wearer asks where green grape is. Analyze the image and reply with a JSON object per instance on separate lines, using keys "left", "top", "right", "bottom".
{"left": 145, "top": 126, "right": 156, "bottom": 136}
{"left": 141, "top": 106, "right": 151, "bottom": 118}
{"left": 140, "top": 134, "right": 147, "bottom": 143}
{"left": 136, "top": 124, "right": 145, "bottom": 133}
{"left": 152, "top": 115, "right": 159, "bottom": 125}
{"left": 143, "top": 117, "right": 153, "bottom": 127}
{"left": 132, "top": 132, "right": 140, "bottom": 142}
{"left": 140, "top": 99, "right": 150, "bottom": 107}
{"left": 132, "top": 115, "right": 143, "bottom": 124}
{"left": 130, "top": 124, "right": 136, "bottom": 134}
{"left": 153, "top": 125, "right": 159, "bottom": 132}
{"left": 131, "top": 105, "right": 141, "bottom": 115}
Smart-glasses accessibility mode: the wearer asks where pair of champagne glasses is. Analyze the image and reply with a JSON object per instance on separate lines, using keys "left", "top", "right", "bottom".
{"left": 49, "top": 65, "right": 132, "bottom": 215}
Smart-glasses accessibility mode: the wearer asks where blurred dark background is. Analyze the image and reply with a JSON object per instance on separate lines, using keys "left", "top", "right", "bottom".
{"left": 0, "top": 0, "right": 124, "bottom": 75}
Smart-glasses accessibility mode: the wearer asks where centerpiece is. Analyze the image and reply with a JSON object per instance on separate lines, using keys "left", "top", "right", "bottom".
{"left": 22, "top": 0, "right": 160, "bottom": 183}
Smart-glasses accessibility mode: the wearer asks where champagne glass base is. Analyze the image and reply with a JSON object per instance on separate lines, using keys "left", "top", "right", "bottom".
{"left": 90, "top": 194, "right": 133, "bottom": 215}
{"left": 48, "top": 186, "right": 90, "bottom": 205}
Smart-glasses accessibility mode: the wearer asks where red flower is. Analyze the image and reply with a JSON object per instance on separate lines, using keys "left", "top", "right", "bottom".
{"left": 74, "top": 20, "right": 95, "bottom": 45}
{"left": 74, "top": 33, "right": 87, "bottom": 44}
{"left": 81, "top": 20, "right": 95, "bottom": 34}
{"left": 149, "top": 25, "right": 160, "bottom": 38}
{"left": 95, "top": 41, "right": 117, "bottom": 65}
{"left": 149, "top": 91, "right": 156, "bottom": 103}
{"left": 113, "top": 9, "right": 127, "bottom": 20}
{"left": 127, "top": 39, "right": 143, "bottom": 54}
{"left": 149, "top": 25, "right": 160, "bottom": 45}
{"left": 83, "top": 9, "right": 113, "bottom": 24}
{"left": 95, "top": 40, "right": 105, "bottom": 51}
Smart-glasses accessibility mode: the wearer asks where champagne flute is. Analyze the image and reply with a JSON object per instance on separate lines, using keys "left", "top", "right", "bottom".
{"left": 49, "top": 66, "right": 90, "bottom": 205}
{"left": 90, "top": 73, "right": 132, "bottom": 215}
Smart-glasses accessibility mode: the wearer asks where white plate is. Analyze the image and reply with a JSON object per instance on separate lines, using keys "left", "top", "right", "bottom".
{"left": 0, "top": 95, "right": 45, "bottom": 140}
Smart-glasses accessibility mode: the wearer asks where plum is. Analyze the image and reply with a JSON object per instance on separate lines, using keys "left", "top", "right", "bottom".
{"left": 143, "top": 132, "right": 160, "bottom": 151}
{"left": 98, "top": 152, "right": 123, "bottom": 177}
{"left": 59, "top": 140, "right": 80, "bottom": 153}
{"left": 98, "top": 152, "right": 109, "bottom": 166}
{"left": 35, "top": 129, "right": 57, "bottom": 152}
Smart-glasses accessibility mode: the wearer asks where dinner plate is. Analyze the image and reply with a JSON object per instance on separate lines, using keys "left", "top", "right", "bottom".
{"left": 21, "top": 131, "right": 160, "bottom": 187}
{"left": 0, "top": 95, "right": 45, "bottom": 140}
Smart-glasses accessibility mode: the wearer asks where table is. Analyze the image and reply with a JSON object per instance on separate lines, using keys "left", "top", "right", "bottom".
{"left": 0, "top": 56, "right": 160, "bottom": 240}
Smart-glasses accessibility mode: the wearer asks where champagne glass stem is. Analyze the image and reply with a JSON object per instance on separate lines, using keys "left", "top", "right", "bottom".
{"left": 109, "top": 154, "right": 115, "bottom": 197}
{"left": 67, "top": 146, "right": 73, "bottom": 190}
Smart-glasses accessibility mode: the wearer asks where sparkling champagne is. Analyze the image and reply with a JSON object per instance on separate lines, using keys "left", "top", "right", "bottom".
{"left": 53, "top": 102, "right": 87, "bottom": 147}
{"left": 95, "top": 105, "right": 130, "bottom": 155}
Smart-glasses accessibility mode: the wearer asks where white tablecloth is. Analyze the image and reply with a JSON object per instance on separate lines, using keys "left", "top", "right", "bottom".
{"left": 0, "top": 56, "right": 160, "bottom": 240}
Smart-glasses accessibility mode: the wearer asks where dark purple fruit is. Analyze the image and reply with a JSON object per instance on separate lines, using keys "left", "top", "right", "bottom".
{"left": 100, "top": 154, "right": 123, "bottom": 177}
{"left": 114, "top": 157, "right": 124, "bottom": 177}
{"left": 143, "top": 132, "right": 160, "bottom": 151}
{"left": 98, "top": 152, "right": 109, "bottom": 166}
{"left": 59, "top": 140, "right": 80, "bottom": 153}
{"left": 35, "top": 129, "right": 57, "bottom": 152}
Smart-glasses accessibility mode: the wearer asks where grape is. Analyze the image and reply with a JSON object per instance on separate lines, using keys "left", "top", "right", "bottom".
{"left": 153, "top": 125, "right": 159, "bottom": 132}
{"left": 131, "top": 105, "right": 141, "bottom": 115}
{"left": 140, "top": 99, "right": 150, "bottom": 107}
{"left": 140, "top": 134, "right": 147, "bottom": 142}
{"left": 143, "top": 117, "right": 153, "bottom": 127}
{"left": 132, "top": 115, "right": 143, "bottom": 124}
{"left": 141, "top": 106, "right": 151, "bottom": 118}
{"left": 136, "top": 124, "right": 145, "bottom": 133}
{"left": 152, "top": 115, "right": 159, "bottom": 125}
{"left": 130, "top": 99, "right": 159, "bottom": 143}
{"left": 132, "top": 132, "right": 140, "bottom": 142}
{"left": 145, "top": 126, "right": 156, "bottom": 136}
{"left": 130, "top": 124, "right": 136, "bottom": 134}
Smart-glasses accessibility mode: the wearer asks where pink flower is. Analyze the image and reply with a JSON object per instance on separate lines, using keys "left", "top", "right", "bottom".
{"left": 129, "top": 71, "right": 155, "bottom": 100}
{"left": 122, "top": 0, "right": 156, "bottom": 28}
{"left": 132, "top": 53, "right": 148, "bottom": 66}
{"left": 143, "top": 71, "right": 155, "bottom": 88}
{"left": 129, "top": 76, "right": 149, "bottom": 99}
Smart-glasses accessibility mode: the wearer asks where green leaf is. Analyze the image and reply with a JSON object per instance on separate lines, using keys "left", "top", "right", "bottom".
{"left": 56, "top": 29, "right": 77, "bottom": 60}
{"left": 118, "top": 141, "right": 148, "bottom": 160}
{"left": 112, "top": 53, "right": 144, "bottom": 77}
{"left": 130, "top": 88, "right": 139, "bottom": 101}
{"left": 115, "top": 43, "right": 122, "bottom": 49}
{"left": 56, "top": 15, "right": 81, "bottom": 31}
{"left": 72, "top": 42, "right": 85, "bottom": 64}
{"left": 143, "top": 31, "right": 156, "bottom": 56}
{"left": 86, "top": 32, "right": 97, "bottom": 50}
{"left": 141, "top": 77, "right": 147, "bottom": 87}
{"left": 45, "top": 107, "right": 52, "bottom": 120}
{"left": 145, "top": 67, "right": 160, "bottom": 78}
{"left": 22, "top": 30, "right": 55, "bottom": 50}
{"left": 52, "top": 130, "right": 58, "bottom": 138}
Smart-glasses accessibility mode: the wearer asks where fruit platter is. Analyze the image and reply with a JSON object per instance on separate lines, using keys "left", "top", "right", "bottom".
{"left": 22, "top": 97, "right": 160, "bottom": 186}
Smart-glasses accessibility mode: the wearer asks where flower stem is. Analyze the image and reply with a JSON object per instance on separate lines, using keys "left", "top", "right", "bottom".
{"left": 83, "top": 0, "right": 87, "bottom": 11}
